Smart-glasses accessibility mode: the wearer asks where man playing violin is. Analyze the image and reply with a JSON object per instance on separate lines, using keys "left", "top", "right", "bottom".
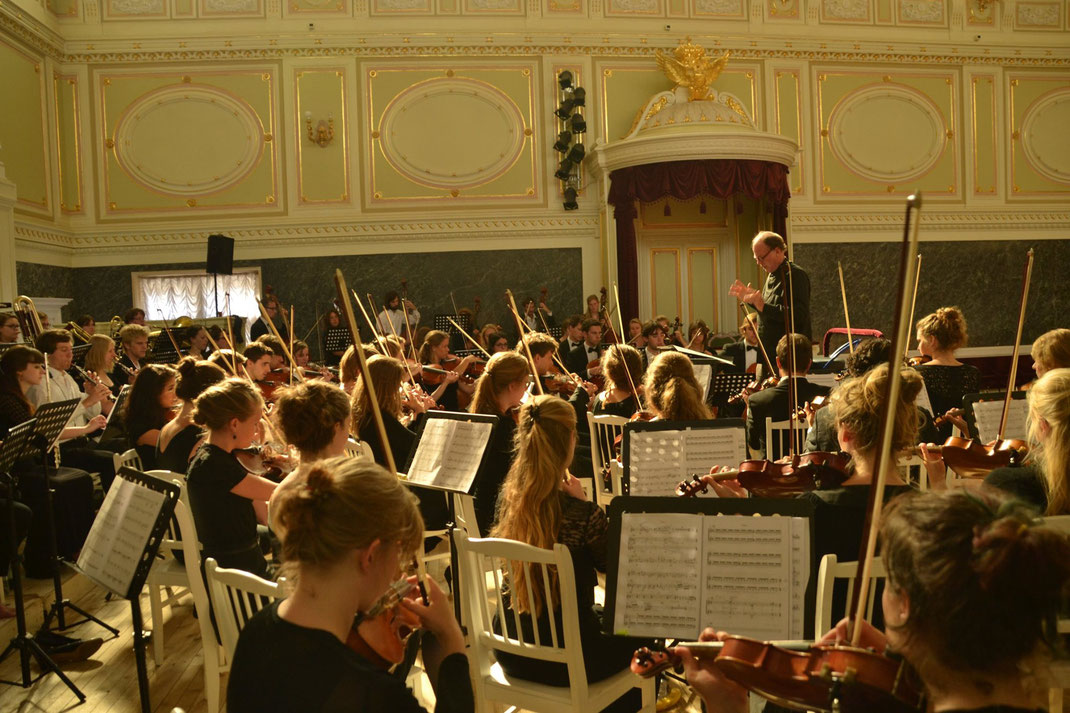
{"left": 721, "top": 313, "right": 766, "bottom": 374}
{"left": 243, "top": 343, "right": 274, "bottom": 382}
{"left": 640, "top": 321, "right": 665, "bottom": 373}
{"left": 565, "top": 319, "right": 604, "bottom": 381}
{"left": 745, "top": 334, "right": 829, "bottom": 457}
{"left": 729, "top": 231, "right": 812, "bottom": 370}
{"left": 557, "top": 314, "right": 584, "bottom": 363}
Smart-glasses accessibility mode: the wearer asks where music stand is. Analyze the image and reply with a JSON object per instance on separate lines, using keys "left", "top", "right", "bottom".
{"left": 0, "top": 419, "right": 85, "bottom": 700}
{"left": 148, "top": 333, "right": 180, "bottom": 365}
{"left": 25, "top": 399, "right": 119, "bottom": 638}
{"left": 71, "top": 343, "right": 90, "bottom": 368}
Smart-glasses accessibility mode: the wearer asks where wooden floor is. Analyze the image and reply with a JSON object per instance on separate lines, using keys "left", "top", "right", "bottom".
{"left": 0, "top": 566, "right": 216, "bottom": 713}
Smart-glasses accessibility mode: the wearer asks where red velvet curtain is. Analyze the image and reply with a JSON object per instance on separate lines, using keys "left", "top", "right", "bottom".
{"left": 607, "top": 159, "right": 791, "bottom": 320}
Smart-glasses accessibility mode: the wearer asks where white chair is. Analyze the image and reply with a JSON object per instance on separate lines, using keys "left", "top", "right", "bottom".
{"left": 895, "top": 453, "right": 928, "bottom": 490}
{"left": 587, "top": 413, "right": 629, "bottom": 509}
{"left": 814, "top": 553, "right": 887, "bottom": 636}
{"left": 454, "top": 529, "right": 654, "bottom": 713}
{"left": 112, "top": 448, "right": 143, "bottom": 474}
{"left": 143, "top": 469, "right": 192, "bottom": 665}
{"left": 764, "top": 417, "right": 808, "bottom": 462}
{"left": 204, "top": 558, "right": 282, "bottom": 663}
{"left": 344, "top": 437, "right": 375, "bottom": 460}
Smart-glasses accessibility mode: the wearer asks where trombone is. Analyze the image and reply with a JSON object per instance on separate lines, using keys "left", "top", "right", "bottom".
{"left": 13, "top": 296, "right": 44, "bottom": 343}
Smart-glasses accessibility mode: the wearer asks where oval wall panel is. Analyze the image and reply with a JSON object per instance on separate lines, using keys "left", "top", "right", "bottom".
{"left": 1020, "top": 88, "right": 1070, "bottom": 185}
{"left": 827, "top": 84, "right": 947, "bottom": 183}
{"left": 113, "top": 84, "right": 265, "bottom": 197}
{"left": 378, "top": 77, "right": 526, "bottom": 190}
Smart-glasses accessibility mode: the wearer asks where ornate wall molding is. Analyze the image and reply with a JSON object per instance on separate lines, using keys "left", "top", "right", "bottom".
{"left": 789, "top": 208, "right": 1070, "bottom": 236}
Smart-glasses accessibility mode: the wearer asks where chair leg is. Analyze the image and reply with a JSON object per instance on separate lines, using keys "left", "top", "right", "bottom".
{"left": 640, "top": 677, "right": 656, "bottom": 713}
{"left": 148, "top": 583, "right": 165, "bottom": 666}
{"left": 1050, "top": 688, "right": 1064, "bottom": 713}
{"left": 204, "top": 646, "right": 222, "bottom": 713}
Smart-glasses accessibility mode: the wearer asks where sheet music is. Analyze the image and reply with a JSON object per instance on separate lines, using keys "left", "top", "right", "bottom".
{"left": 627, "top": 426, "right": 747, "bottom": 497}
{"left": 77, "top": 477, "right": 166, "bottom": 597}
{"left": 612, "top": 513, "right": 702, "bottom": 638}
{"left": 973, "top": 398, "right": 1028, "bottom": 442}
{"left": 699, "top": 515, "right": 808, "bottom": 640}
{"left": 693, "top": 364, "right": 713, "bottom": 401}
{"left": 406, "top": 417, "right": 493, "bottom": 493}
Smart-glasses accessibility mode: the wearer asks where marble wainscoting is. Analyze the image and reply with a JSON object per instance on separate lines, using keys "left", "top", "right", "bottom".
{"left": 794, "top": 239, "right": 1070, "bottom": 349}
{"left": 17, "top": 246, "right": 583, "bottom": 349}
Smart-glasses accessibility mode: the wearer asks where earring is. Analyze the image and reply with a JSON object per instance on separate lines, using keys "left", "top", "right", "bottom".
{"left": 232, "top": 432, "right": 238, "bottom": 440}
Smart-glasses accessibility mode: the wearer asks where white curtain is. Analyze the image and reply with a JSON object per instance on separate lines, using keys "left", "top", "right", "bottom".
{"left": 137, "top": 270, "right": 261, "bottom": 339}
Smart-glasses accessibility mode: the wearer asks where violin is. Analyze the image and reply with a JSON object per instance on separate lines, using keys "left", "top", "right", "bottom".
{"left": 540, "top": 371, "right": 578, "bottom": 396}
{"left": 419, "top": 365, "right": 470, "bottom": 387}
{"left": 234, "top": 444, "right": 293, "bottom": 482}
{"left": 346, "top": 576, "right": 422, "bottom": 670}
{"left": 442, "top": 354, "right": 486, "bottom": 380}
{"left": 690, "top": 452, "right": 851, "bottom": 498}
{"left": 905, "top": 354, "right": 931, "bottom": 367}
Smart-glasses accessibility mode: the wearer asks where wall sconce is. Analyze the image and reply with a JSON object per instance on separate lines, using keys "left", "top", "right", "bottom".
{"left": 304, "top": 111, "right": 334, "bottom": 148}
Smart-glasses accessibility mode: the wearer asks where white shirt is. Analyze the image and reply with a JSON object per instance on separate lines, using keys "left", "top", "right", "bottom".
{"left": 26, "top": 366, "right": 100, "bottom": 440}
{"left": 377, "top": 307, "right": 421, "bottom": 338}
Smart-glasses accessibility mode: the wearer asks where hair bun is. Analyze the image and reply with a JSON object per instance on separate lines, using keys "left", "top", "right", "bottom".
{"left": 970, "top": 514, "right": 1070, "bottom": 595}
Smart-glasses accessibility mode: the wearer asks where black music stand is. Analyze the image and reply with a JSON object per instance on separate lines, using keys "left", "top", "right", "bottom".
{"left": 75, "top": 467, "right": 180, "bottom": 713}
{"left": 71, "top": 343, "right": 90, "bottom": 368}
{"left": 148, "top": 333, "right": 180, "bottom": 365}
{"left": 25, "top": 399, "right": 120, "bottom": 638}
{"left": 0, "top": 419, "right": 86, "bottom": 701}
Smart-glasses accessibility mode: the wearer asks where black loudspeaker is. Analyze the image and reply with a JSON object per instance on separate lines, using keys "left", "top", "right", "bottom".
{"left": 206, "top": 234, "right": 234, "bottom": 275}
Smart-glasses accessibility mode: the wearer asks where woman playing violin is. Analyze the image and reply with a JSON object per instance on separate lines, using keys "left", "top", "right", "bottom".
{"left": 350, "top": 355, "right": 447, "bottom": 535}
{"left": 274, "top": 380, "right": 351, "bottom": 465}
{"left": 913, "top": 307, "right": 980, "bottom": 439}
{"left": 184, "top": 325, "right": 210, "bottom": 360}
{"left": 627, "top": 318, "right": 645, "bottom": 348}
{"left": 643, "top": 351, "right": 711, "bottom": 421}
{"left": 418, "top": 330, "right": 476, "bottom": 411}
{"left": 685, "top": 320, "right": 714, "bottom": 356}
{"left": 678, "top": 487, "right": 1070, "bottom": 713}
{"left": 122, "top": 364, "right": 179, "bottom": 470}
{"left": 157, "top": 357, "right": 226, "bottom": 475}
{"left": 228, "top": 457, "right": 472, "bottom": 713}
{"left": 468, "top": 351, "right": 530, "bottom": 534}
{"left": 592, "top": 344, "right": 643, "bottom": 418}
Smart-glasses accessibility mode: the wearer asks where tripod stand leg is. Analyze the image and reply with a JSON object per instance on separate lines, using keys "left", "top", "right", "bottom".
{"left": 26, "top": 636, "right": 86, "bottom": 702}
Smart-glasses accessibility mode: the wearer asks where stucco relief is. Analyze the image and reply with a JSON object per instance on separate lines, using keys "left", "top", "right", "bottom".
{"left": 607, "top": 0, "right": 660, "bottom": 14}
{"left": 822, "top": 0, "right": 868, "bottom": 20}
{"left": 827, "top": 84, "right": 947, "bottom": 182}
{"left": 468, "top": 0, "right": 521, "bottom": 10}
{"left": 899, "top": 0, "right": 942, "bottom": 23}
{"left": 373, "top": 0, "right": 430, "bottom": 10}
{"left": 1020, "top": 88, "right": 1070, "bottom": 184}
{"left": 202, "top": 0, "right": 260, "bottom": 12}
{"left": 376, "top": 77, "right": 527, "bottom": 190}
{"left": 107, "top": 0, "right": 165, "bottom": 15}
{"left": 694, "top": 0, "right": 744, "bottom": 16}
{"left": 112, "top": 84, "right": 265, "bottom": 196}
{"left": 1016, "top": 2, "right": 1059, "bottom": 26}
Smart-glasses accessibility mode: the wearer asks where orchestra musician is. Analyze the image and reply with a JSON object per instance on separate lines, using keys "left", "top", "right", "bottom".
{"left": 350, "top": 356, "right": 447, "bottom": 534}
{"left": 207, "top": 349, "right": 246, "bottom": 377}
{"left": 654, "top": 315, "right": 684, "bottom": 348}
{"left": 912, "top": 306, "right": 980, "bottom": 439}
{"left": 558, "top": 314, "right": 584, "bottom": 362}
{"left": 114, "top": 324, "right": 150, "bottom": 388}
{"left": 157, "top": 357, "right": 226, "bottom": 475}
{"left": 122, "top": 364, "right": 178, "bottom": 470}
{"left": 520, "top": 296, "right": 554, "bottom": 333}
{"left": 227, "top": 457, "right": 472, "bottom": 713}
{"left": 123, "top": 308, "right": 146, "bottom": 326}
{"left": 74, "top": 314, "right": 96, "bottom": 336}
{"left": 467, "top": 351, "right": 530, "bottom": 534}
{"left": 643, "top": 351, "right": 711, "bottom": 421}
{"left": 1030, "top": 327, "right": 1070, "bottom": 380}
{"left": 685, "top": 321, "right": 713, "bottom": 356}
{"left": 322, "top": 308, "right": 350, "bottom": 367}
{"left": 418, "top": 330, "right": 475, "bottom": 411}
{"left": 255, "top": 335, "right": 288, "bottom": 372}
{"left": 720, "top": 313, "right": 766, "bottom": 374}
{"left": 274, "top": 380, "right": 352, "bottom": 464}
{"left": 591, "top": 344, "right": 643, "bottom": 418}
{"left": 377, "top": 291, "right": 420, "bottom": 339}
{"left": 487, "top": 332, "right": 509, "bottom": 354}
{"left": 745, "top": 334, "right": 829, "bottom": 456}
{"left": 640, "top": 321, "right": 665, "bottom": 372}
{"left": 27, "top": 329, "right": 119, "bottom": 490}
{"left": 677, "top": 488, "right": 1070, "bottom": 713}
{"left": 184, "top": 325, "right": 210, "bottom": 359}
{"left": 728, "top": 231, "right": 813, "bottom": 368}
{"left": 250, "top": 295, "right": 279, "bottom": 342}
{"left": 583, "top": 294, "right": 602, "bottom": 325}
{"left": 243, "top": 343, "right": 274, "bottom": 382}
{"left": 490, "top": 395, "right": 648, "bottom": 709}
{"left": 0, "top": 312, "right": 19, "bottom": 343}
{"left": 564, "top": 319, "right": 604, "bottom": 381}
{"left": 83, "top": 334, "right": 119, "bottom": 395}
{"left": 627, "top": 318, "right": 644, "bottom": 348}
{"left": 185, "top": 378, "right": 277, "bottom": 577}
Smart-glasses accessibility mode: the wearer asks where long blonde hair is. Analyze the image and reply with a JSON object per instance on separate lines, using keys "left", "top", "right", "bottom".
{"left": 1026, "top": 367, "right": 1070, "bottom": 515}
{"left": 644, "top": 351, "right": 711, "bottom": 420}
{"left": 84, "top": 334, "right": 115, "bottom": 374}
{"left": 491, "top": 396, "right": 575, "bottom": 615}
{"left": 831, "top": 363, "right": 922, "bottom": 454}
{"left": 351, "top": 355, "right": 404, "bottom": 432}
{"left": 469, "top": 351, "right": 529, "bottom": 416}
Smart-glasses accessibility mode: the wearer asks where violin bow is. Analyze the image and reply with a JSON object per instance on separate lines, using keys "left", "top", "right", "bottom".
{"left": 903, "top": 254, "right": 922, "bottom": 359}
{"left": 513, "top": 304, "right": 581, "bottom": 389}
{"left": 837, "top": 261, "right": 854, "bottom": 355}
{"left": 506, "top": 289, "right": 545, "bottom": 396}
{"left": 336, "top": 271, "right": 397, "bottom": 476}
{"left": 449, "top": 291, "right": 460, "bottom": 317}
{"left": 375, "top": 290, "right": 421, "bottom": 386}
{"left": 997, "top": 249, "right": 1034, "bottom": 442}
{"left": 351, "top": 290, "right": 386, "bottom": 355}
{"left": 256, "top": 298, "right": 307, "bottom": 382}
{"left": 289, "top": 306, "right": 295, "bottom": 387}
{"left": 155, "top": 309, "right": 184, "bottom": 357}
{"left": 613, "top": 283, "right": 646, "bottom": 409}
{"left": 850, "top": 193, "right": 923, "bottom": 646}
{"left": 447, "top": 316, "right": 491, "bottom": 359}
{"left": 224, "top": 293, "right": 238, "bottom": 376}
{"left": 785, "top": 258, "right": 800, "bottom": 456}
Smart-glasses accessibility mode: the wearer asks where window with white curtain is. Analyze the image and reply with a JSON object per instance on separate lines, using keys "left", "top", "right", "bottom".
{"left": 133, "top": 268, "right": 262, "bottom": 339}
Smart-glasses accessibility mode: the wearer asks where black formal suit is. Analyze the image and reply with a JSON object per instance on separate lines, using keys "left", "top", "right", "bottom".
{"left": 565, "top": 343, "right": 601, "bottom": 380}
{"left": 721, "top": 340, "right": 770, "bottom": 374}
{"left": 111, "top": 354, "right": 139, "bottom": 389}
{"left": 746, "top": 376, "right": 830, "bottom": 455}
{"left": 758, "top": 260, "right": 812, "bottom": 363}
{"left": 249, "top": 317, "right": 270, "bottom": 342}
{"left": 558, "top": 337, "right": 582, "bottom": 365}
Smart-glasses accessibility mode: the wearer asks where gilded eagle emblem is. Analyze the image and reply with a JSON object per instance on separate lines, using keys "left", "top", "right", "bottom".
{"left": 655, "top": 41, "right": 731, "bottom": 102}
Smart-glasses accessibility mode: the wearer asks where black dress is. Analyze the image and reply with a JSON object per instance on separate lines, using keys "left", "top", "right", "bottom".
{"left": 157, "top": 423, "right": 203, "bottom": 475}
{"left": 358, "top": 415, "right": 448, "bottom": 532}
{"left": 915, "top": 363, "right": 981, "bottom": 440}
{"left": 984, "top": 464, "right": 1047, "bottom": 513}
{"left": 471, "top": 415, "right": 516, "bottom": 535}
{"left": 186, "top": 443, "right": 267, "bottom": 577}
{"left": 228, "top": 600, "right": 473, "bottom": 713}
{"left": 493, "top": 494, "right": 647, "bottom": 710}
